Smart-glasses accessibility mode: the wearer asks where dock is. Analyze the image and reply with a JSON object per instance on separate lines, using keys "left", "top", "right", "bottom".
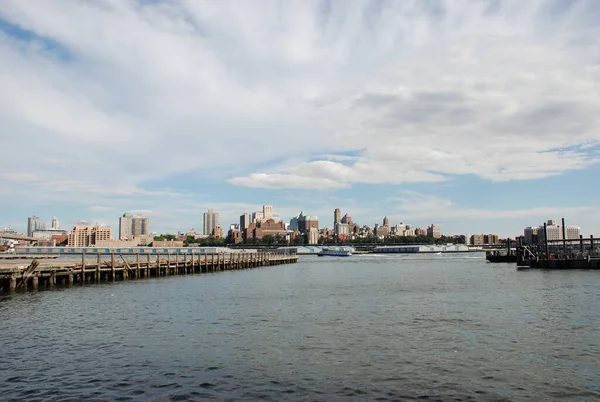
{"left": 0, "top": 247, "right": 297, "bottom": 293}
{"left": 516, "top": 219, "right": 599, "bottom": 269}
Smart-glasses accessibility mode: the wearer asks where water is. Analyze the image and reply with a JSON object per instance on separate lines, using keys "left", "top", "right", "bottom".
{"left": 1, "top": 254, "right": 598, "bottom": 401}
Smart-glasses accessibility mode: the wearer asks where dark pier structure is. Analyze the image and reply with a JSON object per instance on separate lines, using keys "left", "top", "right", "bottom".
{"left": 0, "top": 247, "right": 297, "bottom": 293}
{"left": 516, "top": 218, "right": 599, "bottom": 269}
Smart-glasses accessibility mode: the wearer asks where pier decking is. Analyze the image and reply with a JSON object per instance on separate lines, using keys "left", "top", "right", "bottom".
{"left": 0, "top": 248, "right": 297, "bottom": 293}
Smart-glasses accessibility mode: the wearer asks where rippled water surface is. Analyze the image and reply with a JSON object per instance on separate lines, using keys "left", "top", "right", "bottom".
{"left": 1, "top": 254, "right": 599, "bottom": 401}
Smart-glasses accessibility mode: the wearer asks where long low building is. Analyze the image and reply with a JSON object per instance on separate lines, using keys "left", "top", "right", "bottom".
{"left": 14, "top": 246, "right": 260, "bottom": 255}
{"left": 374, "top": 245, "right": 472, "bottom": 253}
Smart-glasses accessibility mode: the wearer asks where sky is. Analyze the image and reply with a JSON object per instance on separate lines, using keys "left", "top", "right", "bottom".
{"left": 1, "top": 0, "right": 599, "bottom": 238}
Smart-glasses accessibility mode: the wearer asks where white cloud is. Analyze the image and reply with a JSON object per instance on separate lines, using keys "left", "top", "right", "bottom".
{"left": 0, "top": 0, "right": 599, "bottom": 231}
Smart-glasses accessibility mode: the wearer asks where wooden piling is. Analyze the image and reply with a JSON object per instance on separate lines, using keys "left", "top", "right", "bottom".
{"left": 81, "top": 253, "right": 86, "bottom": 284}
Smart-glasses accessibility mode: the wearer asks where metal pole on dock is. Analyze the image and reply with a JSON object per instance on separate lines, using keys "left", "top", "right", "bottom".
{"left": 543, "top": 222, "right": 549, "bottom": 257}
{"left": 562, "top": 218, "right": 567, "bottom": 256}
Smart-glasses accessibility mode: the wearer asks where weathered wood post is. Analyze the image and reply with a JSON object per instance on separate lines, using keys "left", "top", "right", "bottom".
{"left": 136, "top": 253, "right": 141, "bottom": 279}
{"left": 32, "top": 275, "right": 39, "bottom": 289}
{"left": 591, "top": 235, "right": 595, "bottom": 253}
{"left": 167, "top": 252, "right": 171, "bottom": 276}
{"left": 580, "top": 235, "right": 584, "bottom": 253}
{"left": 9, "top": 276, "right": 16, "bottom": 291}
{"left": 191, "top": 251, "right": 195, "bottom": 274}
{"left": 49, "top": 272, "right": 56, "bottom": 287}
{"left": 147, "top": 254, "right": 150, "bottom": 277}
{"left": 96, "top": 253, "right": 101, "bottom": 282}
{"left": 81, "top": 253, "right": 86, "bottom": 284}
{"left": 176, "top": 252, "right": 180, "bottom": 275}
{"left": 211, "top": 253, "right": 215, "bottom": 271}
{"left": 111, "top": 253, "right": 115, "bottom": 281}
{"left": 67, "top": 273, "right": 73, "bottom": 286}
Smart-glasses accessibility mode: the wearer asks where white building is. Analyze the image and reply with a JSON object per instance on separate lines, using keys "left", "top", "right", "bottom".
{"left": 203, "top": 209, "right": 219, "bottom": 236}
{"left": 51, "top": 216, "right": 60, "bottom": 230}
{"left": 537, "top": 220, "right": 581, "bottom": 243}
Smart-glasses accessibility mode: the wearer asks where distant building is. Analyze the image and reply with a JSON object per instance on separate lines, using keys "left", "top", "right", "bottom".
{"left": 32, "top": 229, "right": 68, "bottom": 241}
{"left": 427, "top": 224, "right": 441, "bottom": 239}
{"left": 341, "top": 213, "right": 352, "bottom": 224}
{"left": 27, "top": 214, "right": 45, "bottom": 237}
{"left": 119, "top": 213, "right": 133, "bottom": 239}
{"left": 415, "top": 228, "right": 427, "bottom": 236}
{"left": 469, "top": 234, "right": 485, "bottom": 246}
{"left": 51, "top": 216, "right": 60, "bottom": 230}
{"left": 395, "top": 223, "right": 415, "bottom": 237}
{"left": 212, "top": 224, "right": 224, "bottom": 239}
{"left": 524, "top": 226, "right": 539, "bottom": 245}
{"left": 484, "top": 234, "right": 499, "bottom": 245}
{"left": 333, "top": 208, "right": 341, "bottom": 233}
{"left": 240, "top": 213, "right": 251, "bottom": 231}
{"left": 203, "top": 209, "right": 219, "bottom": 236}
{"left": 119, "top": 212, "right": 149, "bottom": 240}
{"left": 244, "top": 219, "right": 288, "bottom": 240}
{"left": 289, "top": 216, "right": 299, "bottom": 231}
{"left": 308, "top": 227, "right": 319, "bottom": 245}
{"left": 297, "top": 212, "right": 319, "bottom": 234}
{"left": 68, "top": 225, "right": 112, "bottom": 247}
{"left": 383, "top": 216, "right": 390, "bottom": 227}
{"left": 228, "top": 229, "right": 243, "bottom": 244}
{"left": 537, "top": 219, "right": 581, "bottom": 243}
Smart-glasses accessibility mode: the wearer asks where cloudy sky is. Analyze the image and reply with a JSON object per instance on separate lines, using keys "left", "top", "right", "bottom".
{"left": 1, "top": 0, "right": 599, "bottom": 237}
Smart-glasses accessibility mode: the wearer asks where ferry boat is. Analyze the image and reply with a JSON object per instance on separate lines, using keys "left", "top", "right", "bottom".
{"left": 317, "top": 247, "right": 352, "bottom": 257}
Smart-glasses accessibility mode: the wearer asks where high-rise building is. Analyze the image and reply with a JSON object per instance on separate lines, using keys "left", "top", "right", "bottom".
{"left": 27, "top": 214, "right": 45, "bottom": 237}
{"left": 119, "top": 212, "right": 149, "bottom": 239}
{"left": 132, "top": 215, "right": 149, "bottom": 237}
{"left": 524, "top": 226, "right": 539, "bottom": 245}
{"left": 427, "top": 224, "right": 441, "bottom": 239}
{"left": 537, "top": 220, "right": 581, "bottom": 243}
{"left": 119, "top": 213, "right": 133, "bottom": 240}
{"left": 383, "top": 216, "right": 390, "bottom": 227}
{"left": 68, "top": 225, "right": 112, "bottom": 247}
{"left": 203, "top": 209, "right": 219, "bottom": 236}
{"left": 333, "top": 208, "right": 342, "bottom": 234}
{"left": 263, "top": 205, "right": 273, "bottom": 220}
{"left": 51, "top": 216, "right": 60, "bottom": 230}
{"left": 240, "top": 213, "right": 251, "bottom": 231}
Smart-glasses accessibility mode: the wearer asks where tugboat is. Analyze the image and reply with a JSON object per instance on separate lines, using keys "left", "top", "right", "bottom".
{"left": 317, "top": 247, "right": 352, "bottom": 257}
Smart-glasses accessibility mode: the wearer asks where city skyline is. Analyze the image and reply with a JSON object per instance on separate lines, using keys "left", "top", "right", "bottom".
{"left": 1, "top": 1, "right": 599, "bottom": 237}
{"left": 8, "top": 208, "right": 592, "bottom": 241}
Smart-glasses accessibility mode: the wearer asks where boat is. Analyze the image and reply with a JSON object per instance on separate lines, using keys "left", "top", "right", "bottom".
{"left": 317, "top": 247, "right": 352, "bottom": 257}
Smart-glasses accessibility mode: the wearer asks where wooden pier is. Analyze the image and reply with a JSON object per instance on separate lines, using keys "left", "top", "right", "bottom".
{"left": 0, "top": 249, "right": 297, "bottom": 293}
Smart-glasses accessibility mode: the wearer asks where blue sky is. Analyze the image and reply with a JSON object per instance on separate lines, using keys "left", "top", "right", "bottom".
{"left": 1, "top": 0, "right": 599, "bottom": 238}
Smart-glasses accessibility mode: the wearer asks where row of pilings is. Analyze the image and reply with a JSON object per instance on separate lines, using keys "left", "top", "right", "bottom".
{"left": 0, "top": 251, "right": 298, "bottom": 293}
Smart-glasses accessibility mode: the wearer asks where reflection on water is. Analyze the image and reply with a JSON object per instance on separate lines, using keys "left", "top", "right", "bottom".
{"left": 1, "top": 254, "right": 598, "bottom": 401}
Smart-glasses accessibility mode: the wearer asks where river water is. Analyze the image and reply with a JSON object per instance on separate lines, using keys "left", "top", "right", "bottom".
{"left": 1, "top": 253, "right": 598, "bottom": 401}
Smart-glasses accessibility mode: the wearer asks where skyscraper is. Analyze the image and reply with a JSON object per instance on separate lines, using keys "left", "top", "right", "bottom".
{"left": 203, "top": 209, "right": 219, "bottom": 236}
{"left": 119, "top": 213, "right": 133, "bottom": 240}
{"left": 27, "top": 214, "right": 44, "bottom": 237}
{"left": 51, "top": 216, "right": 60, "bottom": 230}
{"left": 334, "top": 208, "right": 341, "bottom": 234}
{"left": 240, "top": 213, "right": 251, "bottom": 231}
{"left": 131, "top": 215, "right": 149, "bottom": 237}
{"left": 119, "top": 212, "right": 150, "bottom": 240}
